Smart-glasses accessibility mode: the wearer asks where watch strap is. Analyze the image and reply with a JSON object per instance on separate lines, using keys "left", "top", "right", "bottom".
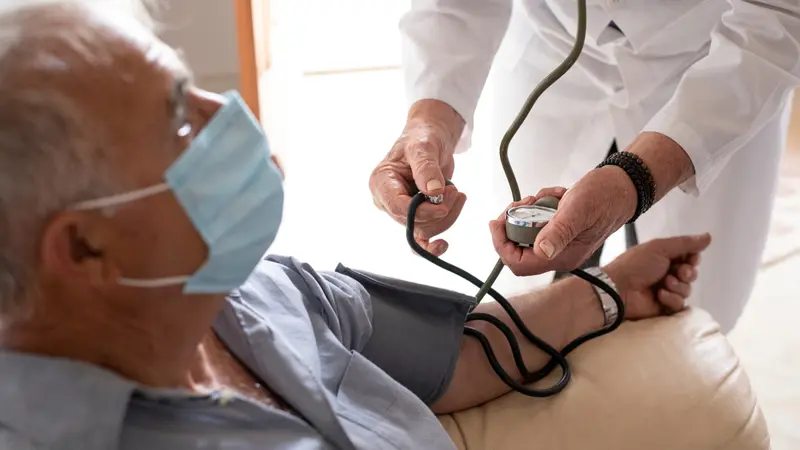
{"left": 583, "top": 267, "right": 619, "bottom": 328}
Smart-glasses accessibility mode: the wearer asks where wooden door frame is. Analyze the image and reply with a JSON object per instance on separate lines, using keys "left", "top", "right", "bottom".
{"left": 234, "top": 0, "right": 270, "bottom": 121}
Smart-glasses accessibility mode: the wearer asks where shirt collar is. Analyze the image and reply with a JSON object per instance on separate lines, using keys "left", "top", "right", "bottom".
{"left": 0, "top": 351, "right": 136, "bottom": 449}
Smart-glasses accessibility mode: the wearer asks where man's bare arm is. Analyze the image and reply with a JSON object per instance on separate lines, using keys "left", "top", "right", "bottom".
{"left": 430, "top": 276, "right": 604, "bottom": 414}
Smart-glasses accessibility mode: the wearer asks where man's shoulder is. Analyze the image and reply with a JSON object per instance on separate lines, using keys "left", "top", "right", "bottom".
{"left": 228, "top": 255, "right": 317, "bottom": 313}
{"left": 222, "top": 255, "right": 374, "bottom": 352}
{"left": 0, "top": 352, "right": 135, "bottom": 449}
{"left": 230, "top": 255, "right": 370, "bottom": 317}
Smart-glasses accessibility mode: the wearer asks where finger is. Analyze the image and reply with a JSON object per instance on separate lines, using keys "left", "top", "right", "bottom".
{"left": 534, "top": 186, "right": 568, "bottom": 200}
{"left": 679, "top": 264, "right": 697, "bottom": 283}
{"left": 664, "top": 274, "right": 692, "bottom": 298}
{"left": 533, "top": 209, "right": 582, "bottom": 260}
{"left": 429, "top": 184, "right": 463, "bottom": 216}
{"left": 406, "top": 141, "right": 446, "bottom": 196}
{"left": 401, "top": 185, "right": 463, "bottom": 222}
{"left": 414, "top": 191, "right": 468, "bottom": 240}
{"left": 687, "top": 253, "right": 701, "bottom": 266}
{"left": 489, "top": 221, "right": 525, "bottom": 261}
{"left": 658, "top": 233, "right": 712, "bottom": 259}
{"left": 371, "top": 169, "right": 423, "bottom": 222}
{"left": 388, "top": 185, "right": 458, "bottom": 225}
{"left": 414, "top": 237, "right": 449, "bottom": 257}
{"left": 490, "top": 219, "right": 511, "bottom": 252}
{"left": 671, "top": 263, "right": 697, "bottom": 283}
{"left": 381, "top": 193, "right": 411, "bottom": 219}
{"left": 491, "top": 220, "right": 552, "bottom": 274}
{"left": 658, "top": 289, "right": 687, "bottom": 313}
{"left": 496, "top": 196, "right": 537, "bottom": 221}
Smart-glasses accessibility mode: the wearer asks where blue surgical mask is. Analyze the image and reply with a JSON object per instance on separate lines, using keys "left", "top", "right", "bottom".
{"left": 72, "top": 91, "right": 284, "bottom": 294}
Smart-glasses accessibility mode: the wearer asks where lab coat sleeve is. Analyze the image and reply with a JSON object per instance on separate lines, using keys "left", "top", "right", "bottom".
{"left": 642, "top": 0, "right": 800, "bottom": 196}
{"left": 400, "top": 0, "right": 513, "bottom": 153}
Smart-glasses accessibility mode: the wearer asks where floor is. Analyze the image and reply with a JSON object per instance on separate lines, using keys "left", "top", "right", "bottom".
{"left": 263, "top": 2, "right": 800, "bottom": 448}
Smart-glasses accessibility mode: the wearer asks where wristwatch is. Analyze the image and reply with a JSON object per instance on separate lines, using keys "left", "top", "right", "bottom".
{"left": 583, "top": 267, "right": 619, "bottom": 328}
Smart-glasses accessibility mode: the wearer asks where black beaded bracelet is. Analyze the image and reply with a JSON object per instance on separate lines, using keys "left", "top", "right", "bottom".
{"left": 596, "top": 151, "right": 656, "bottom": 223}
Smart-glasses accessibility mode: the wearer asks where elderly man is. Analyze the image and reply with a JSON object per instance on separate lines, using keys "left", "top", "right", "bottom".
{"left": 0, "top": 1, "right": 712, "bottom": 449}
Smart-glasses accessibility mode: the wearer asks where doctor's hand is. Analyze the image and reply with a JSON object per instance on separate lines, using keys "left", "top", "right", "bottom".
{"left": 370, "top": 99, "right": 467, "bottom": 256}
{"left": 490, "top": 166, "right": 639, "bottom": 275}
{"left": 605, "top": 233, "right": 711, "bottom": 320}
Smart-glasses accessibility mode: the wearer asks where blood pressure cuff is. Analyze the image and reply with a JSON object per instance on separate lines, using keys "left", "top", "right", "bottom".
{"left": 335, "top": 264, "right": 476, "bottom": 405}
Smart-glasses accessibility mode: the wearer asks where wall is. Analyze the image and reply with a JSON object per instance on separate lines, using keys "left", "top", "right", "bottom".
{"left": 156, "top": 0, "right": 240, "bottom": 93}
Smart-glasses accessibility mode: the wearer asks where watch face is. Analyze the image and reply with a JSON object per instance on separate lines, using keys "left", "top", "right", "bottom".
{"left": 506, "top": 205, "right": 556, "bottom": 228}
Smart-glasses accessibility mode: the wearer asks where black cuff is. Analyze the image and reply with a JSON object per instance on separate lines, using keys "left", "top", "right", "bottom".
{"left": 334, "top": 264, "right": 475, "bottom": 405}
{"left": 596, "top": 151, "right": 656, "bottom": 223}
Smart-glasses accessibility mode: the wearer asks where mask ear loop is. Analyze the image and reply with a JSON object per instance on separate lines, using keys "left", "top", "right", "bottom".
{"left": 70, "top": 183, "right": 171, "bottom": 212}
{"left": 68, "top": 183, "right": 191, "bottom": 290}
{"left": 118, "top": 276, "right": 191, "bottom": 288}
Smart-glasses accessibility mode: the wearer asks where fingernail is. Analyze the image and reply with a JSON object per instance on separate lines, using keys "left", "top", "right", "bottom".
{"left": 427, "top": 180, "right": 443, "bottom": 192}
{"left": 539, "top": 239, "right": 556, "bottom": 259}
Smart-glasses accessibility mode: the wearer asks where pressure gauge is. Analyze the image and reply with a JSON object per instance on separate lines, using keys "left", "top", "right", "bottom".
{"left": 505, "top": 197, "right": 560, "bottom": 248}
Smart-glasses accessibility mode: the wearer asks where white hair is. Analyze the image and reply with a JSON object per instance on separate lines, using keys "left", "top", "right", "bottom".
{"left": 0, "top": 0, "right": 161, "bottom": 316}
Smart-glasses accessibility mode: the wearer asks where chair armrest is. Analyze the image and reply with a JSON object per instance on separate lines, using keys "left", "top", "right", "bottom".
{"left": 438, "top": 308, "right": 769, "bottom": 450}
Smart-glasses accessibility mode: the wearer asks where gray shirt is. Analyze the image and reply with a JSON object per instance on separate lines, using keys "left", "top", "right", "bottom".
{"left": 0, "top": 255, "right": 470, "bottom": 449}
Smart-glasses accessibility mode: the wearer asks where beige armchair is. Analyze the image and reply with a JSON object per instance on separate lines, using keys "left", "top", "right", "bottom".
{"left": 439, "top": 308, "right": 769, "bottom": 450}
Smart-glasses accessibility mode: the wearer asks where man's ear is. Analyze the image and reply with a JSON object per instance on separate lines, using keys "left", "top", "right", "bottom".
{"left": 39, "top": 211, "right": 119, "bottom": 289}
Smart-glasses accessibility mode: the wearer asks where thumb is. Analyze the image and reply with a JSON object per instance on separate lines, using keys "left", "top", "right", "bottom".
{"left": 533, "top": 212, "right": 581, "bottom": 260}
{"left": 659, "top": 233, "right": 712, "bottom": 258}
{"left": 407, "top": 143, "right": 446, "bottom": 196}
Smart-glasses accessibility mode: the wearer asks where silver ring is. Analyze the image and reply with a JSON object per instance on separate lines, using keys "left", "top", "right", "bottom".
{"left": 427, "top": 194, "right": 444, "bottom": 205}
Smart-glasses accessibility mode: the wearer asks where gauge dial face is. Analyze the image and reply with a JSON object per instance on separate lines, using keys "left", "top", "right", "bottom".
{"left": 506, "top": 205, "right": 556, "bottom": 228}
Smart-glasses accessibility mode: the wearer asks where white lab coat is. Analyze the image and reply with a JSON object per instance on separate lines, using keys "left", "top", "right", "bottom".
{"left": 400, "top": 0, "right": 800, "bottom": 332}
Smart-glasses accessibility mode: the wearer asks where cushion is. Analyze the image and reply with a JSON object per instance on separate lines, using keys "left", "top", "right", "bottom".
{"left": 438, "top": 308, "right": 769, "bottom": 450}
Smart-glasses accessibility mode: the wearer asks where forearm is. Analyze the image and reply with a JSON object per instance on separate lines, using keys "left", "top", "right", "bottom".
{"left": 431, "top": 275, "right": 605, "bottom": 414}
{"left": 625, "top": 132, "right": 695, "bottom": 202}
